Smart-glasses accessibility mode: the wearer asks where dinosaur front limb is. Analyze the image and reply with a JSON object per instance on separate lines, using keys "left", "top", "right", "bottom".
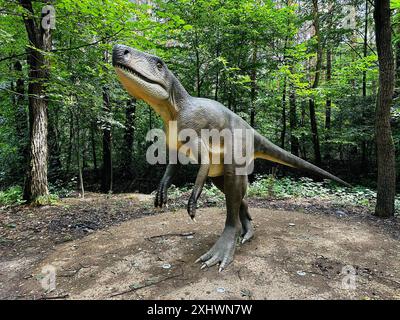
{"left": 187, "top": 163, "right": 210, "bottom": 220}
{"left": 155, "top": 163, "right": 179, "bottom": 208}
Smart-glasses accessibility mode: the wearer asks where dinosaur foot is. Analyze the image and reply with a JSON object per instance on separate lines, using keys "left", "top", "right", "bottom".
{"left": 154, "top": 183, "right": 168, "bottom": 208}
{"left": 240, "top": 220, "right": 254, "bottom": 244}
{"left": 196, "top": 227, "right": 238, "bottom": 272}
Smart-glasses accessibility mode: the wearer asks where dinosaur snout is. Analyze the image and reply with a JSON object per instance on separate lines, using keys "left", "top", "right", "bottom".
{"left": 112, "top": 44, "right": 132, "bottom": 66}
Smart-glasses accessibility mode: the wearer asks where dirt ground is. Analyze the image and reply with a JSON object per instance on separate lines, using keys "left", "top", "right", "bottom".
{"left": 1, "top": 193, "right": 400, "bottom": 300}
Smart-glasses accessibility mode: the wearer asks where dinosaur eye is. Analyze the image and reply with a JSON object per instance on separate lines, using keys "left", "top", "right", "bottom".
{"left": 156, "top": 62, "right": 163, "bottom": 70}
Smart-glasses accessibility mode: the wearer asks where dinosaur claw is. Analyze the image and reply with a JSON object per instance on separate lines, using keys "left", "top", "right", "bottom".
{"left": 219, "top": 267, "right": 224, "bottom": 273}
{"left": 201, "top": 264, "right": 207, "bottom": 270}
{"left": 195, "top": 258, "right": 202, "bottom": 264}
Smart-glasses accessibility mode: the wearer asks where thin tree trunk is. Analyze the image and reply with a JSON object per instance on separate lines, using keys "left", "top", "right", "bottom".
{"left": 13, "top": 61, "right": 28, "bottom": 179}
{"left": 122, "top": 98, "right": 136, "bottom": 178}
{"left": 325, "top": 48, "right": 332, "bottom": 164}
{"left": 101, "top": 85, "right": 113, "bottom": 193}
{"left": 75, "top": 107, "right": 84, "bottom": 198}
{"left": 101, "top": 50, "right": 112, "bottom": 193}
{"left": 361, "top": 0, "right": 369, "bottom": 169}
{"left": 194, "top": 31, "right": 201, "bottom": 97}
{"left": 309, "top": 0, "right": 322, "bottom": 166}
{"left": 374, "top": 0, "right": 396, "bottom": 217}
{"left": 281, "top": 78, "right": 287, "bottom": 149}
{"left": 91, "top": 121, "right": 97, "bottom": 171}
{"left": 66, "top": 108, "right": 73, "bottom": 174}
{"left": 215, "top": 36, "right": 221, "bottom": 101}
{"left": 250, "top": 45, "right": 258, "bottom": 128}
{"left": 289, "top": 70, "right": 299, "bottom": 156}
{"left": 300, "top": 99, "right": 307, "bottom": 160}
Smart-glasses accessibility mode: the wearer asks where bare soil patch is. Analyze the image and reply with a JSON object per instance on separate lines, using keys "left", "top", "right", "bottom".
{"left": 1, "top": 193, "right": 399, "bottom": 300}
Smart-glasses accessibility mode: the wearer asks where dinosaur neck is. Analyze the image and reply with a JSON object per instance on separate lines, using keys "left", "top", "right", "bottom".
{"left": 147, "top": 76, "right": 190, "bottom": 124}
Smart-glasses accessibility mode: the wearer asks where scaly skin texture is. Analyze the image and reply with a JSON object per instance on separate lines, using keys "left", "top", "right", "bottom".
{"left": 112, "top": 45, "right": 350, "bottom": 271}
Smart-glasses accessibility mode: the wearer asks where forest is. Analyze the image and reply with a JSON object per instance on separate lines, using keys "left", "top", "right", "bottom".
{"left": 0, "top": 0, "right": 400, "bottom": 301}
{"left": 0, "top": 0, "right": 399, "bottom": 213}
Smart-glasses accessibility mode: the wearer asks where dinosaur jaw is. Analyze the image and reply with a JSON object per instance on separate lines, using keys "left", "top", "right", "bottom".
{"left": 114, "top": 64, "right": 169, "bottom": 103}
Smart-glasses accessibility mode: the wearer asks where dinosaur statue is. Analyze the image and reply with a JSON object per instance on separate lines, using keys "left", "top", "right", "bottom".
{"left": 112, "top": 44, "right": 350, "bottom": 272}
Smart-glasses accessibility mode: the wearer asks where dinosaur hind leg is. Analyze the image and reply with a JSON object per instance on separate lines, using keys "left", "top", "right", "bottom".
{"left": 197, "top": 168, "right": 247, "bottom": 271}
{"left": 210, "top": 176, "right": 254, "bottom": 244}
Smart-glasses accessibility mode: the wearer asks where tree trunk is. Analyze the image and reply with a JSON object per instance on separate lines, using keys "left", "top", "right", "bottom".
{"left": 122, "top": 98, "right": 136, "bottom": 178}
{"left": 281, "top": 78, "right": 287, "bottom": 149}
{"left": 250, "top": 45, "right": 258, "bottom": 128}
{"left": 309, "top": 0, "right": 322, "bottom": 167}
{"left": 325, "top": 48, "right": 332, "bottom": 164}
{"left": 374, "top": 0, "right": 396, "bottom": 218}
{"left": 66, "top": 108, "right": 73, "bottom": 174}
{"left": 289, "top": 72, "right": 299, "bottom": 156}
{"left": 395, "top": 7, "right": 400, "bottom": 100}
{"left": 48, "top": 107, "right": 62, "bottom": 180}
{"left": 91, "top": 121, "right": 98, "bottom": 171}
{"left": 75, "top": 108, "right": 84, "bottom": 198}
{"left": 361, "top": 0, "right": 369, "bottom": 169}
{"left": 101, "top": 85, "right": 113, "bottom": 193}
{"left": 20, "top": 0, "right": 51, "bottom": 202}
{"left": 12, "top": 61, "right": 28, "bottom": 180}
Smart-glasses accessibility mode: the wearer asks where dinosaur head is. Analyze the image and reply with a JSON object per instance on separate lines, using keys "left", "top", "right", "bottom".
{"left": 112, "top": 45, "right": 172, "bottom": 106}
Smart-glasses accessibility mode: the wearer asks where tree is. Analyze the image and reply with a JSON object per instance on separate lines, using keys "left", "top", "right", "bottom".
{"left": 373, "top": 0, "right": 396, "bottom": 217}
{"left": 309, "top": 0, "right": 322, "bottom": 166}
{"left": 19, "top": 0, "right": 52, "bottom": 202}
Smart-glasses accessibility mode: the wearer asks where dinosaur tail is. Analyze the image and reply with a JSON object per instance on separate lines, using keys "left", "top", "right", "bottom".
{"left": 253, "top": 132, "right": 351, "bottom": 187}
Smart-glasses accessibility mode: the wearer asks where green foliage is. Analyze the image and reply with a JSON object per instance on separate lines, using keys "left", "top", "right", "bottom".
{"left": 32, "top": 194, "right": 60, "bottom": 207}
{"left": 248, "top": 175, "right": 400, "bottom": 216}
{"left": 0, "top": 0, "right": 397, "bottom": 211}
{"left": 0, "top": 186, "right": 25, "bottom": 206}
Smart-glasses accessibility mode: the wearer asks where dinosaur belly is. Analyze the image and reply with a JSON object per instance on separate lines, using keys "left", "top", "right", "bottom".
{"left": 208, "top": 163, "right": 224, "bottom": 177}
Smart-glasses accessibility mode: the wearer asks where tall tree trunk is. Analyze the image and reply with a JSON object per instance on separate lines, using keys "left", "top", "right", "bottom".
{"left": 122, "top": 98, "right": 136, "bottom": 178}
{"left": 48, "top": 107, "right": 62, "bottom": 180}
{"left": 101, "top": 50, "right": 112, "bottom": 193}
{"left": 325, "top": 48, "right": 332, "bottom": 164}
{"left": 194, "top": 31, "right": 201, "bottom": 97}
{"left": 395, "top": 9, "right": 400, "bottom": 100}
{"left": 309, "top": 0, "right": 322, "bottom": 166}
{"left": 250, "top": 45, "right": 258, "bottom": 128}
{"left": 281, "top": 78, "right": 287, "bottom": 149}
{"left": 374, "top": 0, "right": 396, "bottom": 218}
{"left": 300, "top": 99, "right": 307, "bottom": 160}
{"left": 214, "top": 35, "right": 221, "bottom": 101}
{"left": 20, "top": 0, "right": 51, "bottom": 202}
{"left": 66, "top": 108, "right": 73, "bottom": 174}
{"left": 101, "top": 85, "right": 113, "bottom": 193}
{"left": 289, "top": 71, "right": 299, "bottom": 156}
{"left": 12, "top": 61, "right": 28, "bottom": 180}
{"left": 361, "top": 0, "right": 369, "bottom": 169}
{"left": 91, "top": 121, "right": 98, "bottom": 171}
{"left": 74, "top": 106, "right": 84, "bottom": 198}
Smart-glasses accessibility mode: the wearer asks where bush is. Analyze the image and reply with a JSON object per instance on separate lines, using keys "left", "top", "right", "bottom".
{"left": 248, "top": 175, "right": 400, "bottom": 216}
{"left": 0, "top": 186, "right": 25, "bottom": 206}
